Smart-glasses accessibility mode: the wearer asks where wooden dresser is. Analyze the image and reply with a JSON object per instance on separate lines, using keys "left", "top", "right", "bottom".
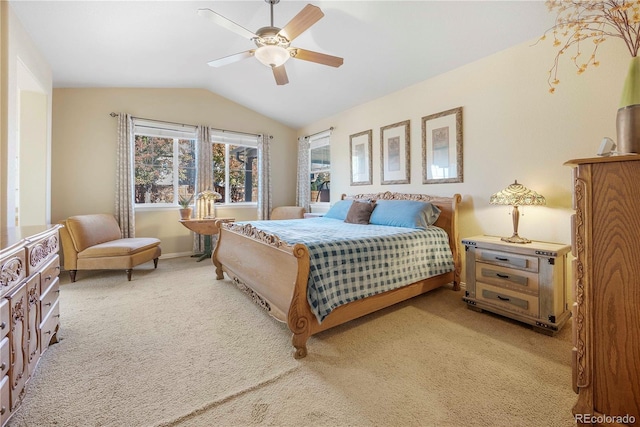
{"left": 0, "top": 225, "right": 61, "bottom": 426}
{"left": 565, "top": 156, "right": 640, "bottom": 426}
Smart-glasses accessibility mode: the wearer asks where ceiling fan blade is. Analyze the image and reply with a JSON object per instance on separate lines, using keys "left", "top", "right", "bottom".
{"left": 272, "top": 65, "right": 289, "bottom": 85}
{"left": 207, "top": 51, "right": 254, "bottom": 68}
{"left": 278, "top": 4, "right": 324, "bottom": 42}
{"left": 197, "top": 8, "right": 257, "bottom": 40}
{"left": 291, "top": 48, "right": 343, "bottom": 68}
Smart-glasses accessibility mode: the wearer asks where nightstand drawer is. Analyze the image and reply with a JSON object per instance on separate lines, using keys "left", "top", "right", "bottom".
{"left": 476, "top": 248, "right": 539, "bottom": 273}
{"left": 477, "top": 282, "right": 539, "bottom": 318}
{"left": 475, "top": 264, "right": 539, "bottom": 294}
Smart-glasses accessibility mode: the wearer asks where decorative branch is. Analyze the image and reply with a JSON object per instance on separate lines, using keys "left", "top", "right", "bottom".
{"left": 538, "top": 0, "right": 640, "bottom": 93}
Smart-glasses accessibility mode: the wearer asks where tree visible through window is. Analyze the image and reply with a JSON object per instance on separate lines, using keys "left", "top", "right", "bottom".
{"left": 134, "top": 135, "right": 195, "bottom": 205}
{"left": 212, "top": 143, "right": 258, "bottom": 203}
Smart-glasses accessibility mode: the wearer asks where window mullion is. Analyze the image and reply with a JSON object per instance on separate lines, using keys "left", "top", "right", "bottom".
{"left": 173, "top": 137, "right": 180, "bottom": 204}
{"left": 224, "top": 144, "right": 230, "bottom": 204}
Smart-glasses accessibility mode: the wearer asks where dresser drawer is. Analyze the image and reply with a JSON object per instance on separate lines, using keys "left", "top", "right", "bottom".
{"left": 477, "top": 282, "right": 539, "bottom": 318}
{"left": 0, "top": 375, "right": 9, "bottom": 426}
{"left": 40, "top": 299, "right": 59, "bottom": 355}
{"left": 476, "top": 248, "right": 539, "bottom": 273}
{"left": 0, "top": 299, "right": 8, "bottom": 340}
{"left": 26, "top": 230, "right": 59, "bottom": 276}
{"left": 39, "top": 255, "right": 60, "bottom": 295}
{"left": 0, "top": 247, "right": 27, "bottom": 299}
{"left": 475, "top": 263, "right": 539, "bottom": 295}
{"left": 0, "top": 337, "right": 8, "bottom": 378}
{"left": 40, "top": 277, "right": 59, "bottom": 320}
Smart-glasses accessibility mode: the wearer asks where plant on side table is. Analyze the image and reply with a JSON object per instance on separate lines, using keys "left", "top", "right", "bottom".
{"left": 178, "top": 194, "right": 193, "bottom": 220}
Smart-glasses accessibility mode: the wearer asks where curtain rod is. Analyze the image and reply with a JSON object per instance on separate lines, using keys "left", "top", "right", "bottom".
{"left": 109, "top": 112, "right": 269, "bottom": 138}
{"left": 304, "top": 127, "right": 334, "bottom": 140}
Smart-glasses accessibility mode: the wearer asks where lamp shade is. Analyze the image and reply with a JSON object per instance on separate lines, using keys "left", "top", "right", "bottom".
{"left": 490, "top": 180, "right": 545, "bottom": 244}
{"left": 489, "top": 180, "right": 546, "bottom": 207}
{"left": 254, "top": 45, "right": 290, "bottom": 68}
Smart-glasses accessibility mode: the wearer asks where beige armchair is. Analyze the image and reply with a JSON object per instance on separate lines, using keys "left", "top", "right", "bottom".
{"left": 59, "top": 214, "right": 161, "bottom": 282}
{"left": 270, "top": 206, "right": 305, "bottom": 220}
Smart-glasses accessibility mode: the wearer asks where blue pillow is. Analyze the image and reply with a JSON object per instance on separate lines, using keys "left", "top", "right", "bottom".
{"left": 369, "top": 200, "right": 441, "bottom": 229}
{"left": 323, "top": 200, "right": 354, "bottom": 220}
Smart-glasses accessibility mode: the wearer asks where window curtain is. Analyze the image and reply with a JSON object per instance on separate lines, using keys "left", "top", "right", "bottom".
{"left": 297, "top": 136, "right": 311, "bottom": 212}
{"left": 257, "top": 134, "right": 272, "bottom": 220}
{"left": 193, "top": 125, "right": 213, "bottom": 253}
{"left": 115, "top": 113, "right": 135, "bottom": 238}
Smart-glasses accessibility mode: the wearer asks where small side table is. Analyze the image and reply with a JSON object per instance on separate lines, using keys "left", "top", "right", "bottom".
{"left": 461, "top": 235, "right": 571, "bottom": 335}
{"left": 179, "top": 218, "right": 234, "bottom": 261}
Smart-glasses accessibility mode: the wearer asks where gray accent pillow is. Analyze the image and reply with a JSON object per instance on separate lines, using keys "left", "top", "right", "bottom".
{"left": 344, "top": 201, "right": 376, "bottom": 224}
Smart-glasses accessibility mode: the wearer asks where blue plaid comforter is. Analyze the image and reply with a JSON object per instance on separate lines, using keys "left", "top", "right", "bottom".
{"left": 238, "top": 218, "right": 454, "bottom": 323}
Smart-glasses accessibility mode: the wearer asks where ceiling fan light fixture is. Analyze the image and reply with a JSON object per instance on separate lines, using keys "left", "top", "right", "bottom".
{"left": 254, "top": 45, "right": 290, "bottom": 68}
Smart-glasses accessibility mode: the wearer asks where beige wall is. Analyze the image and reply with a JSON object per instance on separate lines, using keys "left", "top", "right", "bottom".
{"left": 51, "top": 88, "right": 298, "bottom": 256}
{"left": 299, "top": 37, "right": 629, "bottom": 281}
{"left": 20, "top": 90, "right": 48, "bottom": 225}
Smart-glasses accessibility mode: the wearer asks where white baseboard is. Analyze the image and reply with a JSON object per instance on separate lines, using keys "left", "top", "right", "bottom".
{"left": 160, "top": 252, "right": 193, "bottom": 259}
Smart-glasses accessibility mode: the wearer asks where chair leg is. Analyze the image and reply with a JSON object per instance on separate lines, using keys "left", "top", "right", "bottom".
{"left": 69, "top": 270, "right": 77, "bottom": 282}
{"left": 153, "top": 258, "right": 159, "bottom": 269}
{"left": 126, "top": 269, "right": 132, "bottom": 281}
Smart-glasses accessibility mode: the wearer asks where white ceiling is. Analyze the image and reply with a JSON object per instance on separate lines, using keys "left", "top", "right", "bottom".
{"left": 9, "top": 1, "right": 555, "bottom": 129}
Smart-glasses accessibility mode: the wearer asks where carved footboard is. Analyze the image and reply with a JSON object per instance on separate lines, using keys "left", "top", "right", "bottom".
{"left": 212, "top": 221, "right": 314, "bottom": 358}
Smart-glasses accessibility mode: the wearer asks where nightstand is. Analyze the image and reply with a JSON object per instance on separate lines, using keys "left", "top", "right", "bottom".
{"left": 461, "top": 235, "right": 571, "bottom": 335}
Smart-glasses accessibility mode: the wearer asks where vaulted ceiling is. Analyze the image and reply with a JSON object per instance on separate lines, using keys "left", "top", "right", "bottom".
{"left": 9, "top": 1, "right": 555, "bottom": 128}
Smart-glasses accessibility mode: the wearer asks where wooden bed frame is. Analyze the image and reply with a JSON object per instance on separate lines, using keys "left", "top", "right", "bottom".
{"left": 212, "top": 191, "right": 461, "bottom": 358}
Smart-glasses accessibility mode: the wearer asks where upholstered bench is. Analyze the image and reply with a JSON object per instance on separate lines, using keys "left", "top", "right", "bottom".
{"left": 59, "top": 214, "right": 161, "bottom": 282}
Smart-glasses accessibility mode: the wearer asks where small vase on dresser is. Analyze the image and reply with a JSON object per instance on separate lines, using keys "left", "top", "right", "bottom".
{"left": 565, "top": 155, "right": 640, "bottom": 426}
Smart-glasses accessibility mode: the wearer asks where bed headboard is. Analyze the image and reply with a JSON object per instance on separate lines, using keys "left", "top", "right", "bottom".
{"left": 342, "top": 191, "right": 462, "bottom": 285}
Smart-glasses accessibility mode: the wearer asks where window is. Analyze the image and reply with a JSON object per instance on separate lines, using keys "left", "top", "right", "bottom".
{"left": 133, "top": 120, "right": 260, "bottom": 208}
{"left": 133, "top": 120, "right": 197, "bottom": 206}
{"left": 210, "top": 130, "right": 259, "bottom": 205}
{"left": 309, "top": 132, "right": 331, "bottom": 204}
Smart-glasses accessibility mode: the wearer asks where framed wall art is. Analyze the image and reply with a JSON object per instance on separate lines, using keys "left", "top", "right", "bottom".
{"left": 349, "top": 129, "right": 373, "bottom": 185}
{"left": 422, "top": 107, "right": 463, "bottom": 184}
{"left": 380, "top": 120, "right": 410, "bottom": 185}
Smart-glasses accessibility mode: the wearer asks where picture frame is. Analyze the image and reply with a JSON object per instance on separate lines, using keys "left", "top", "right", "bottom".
{"left": 349, "top": 129, "right": 373, "bottom": 185}
{"left": 380, "top": 120, "right": 410, "bottom": 185}
{"left": 422, "top": 107, "right": 463, "bottom": 184}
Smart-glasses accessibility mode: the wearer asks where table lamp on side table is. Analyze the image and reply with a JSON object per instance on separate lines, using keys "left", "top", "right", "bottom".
{"left": 489, "top": 180, "right": 546, "bottom": 244}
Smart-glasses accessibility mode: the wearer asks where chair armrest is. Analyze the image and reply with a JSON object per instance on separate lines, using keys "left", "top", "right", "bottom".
{"left": 58, "top": 220, "right": 79, "bottom": 270}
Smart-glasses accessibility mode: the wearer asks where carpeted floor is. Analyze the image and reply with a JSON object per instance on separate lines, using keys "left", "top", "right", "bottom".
{"left": 7, "top": 257, "right": 576, "bottom": 427}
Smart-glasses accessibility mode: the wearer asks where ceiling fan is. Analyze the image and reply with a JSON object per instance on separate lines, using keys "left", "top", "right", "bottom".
{"left": 198, "top": 0, "right": 344, "bottom": 85}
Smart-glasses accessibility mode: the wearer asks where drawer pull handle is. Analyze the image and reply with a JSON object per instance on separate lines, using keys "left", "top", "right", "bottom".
{"left": 45, "top": 275, "right": 52, "bottom": 281}
{"left": 44, "top": 302, "right": 52, "bottom": 307}
{"left": 44, "top": 330, "right": 51, "bottom": 335}
{"left": 55, "top": 290, "right": 60, "bottom": 294}
{"left": 0, "top": 322, "right": 5, "bottom": 330}
{"left": 496, "top": 273, "right": 510, "bottom": 279}
{"left": 497, "top": 295, "right": 510, "bottom": 302}
{"left": 54, "top": 315, "right": 60, "bottom": 318}
{"left": 55, "top": 266, "right": 60, "bottom": 270}
{"left": 495, "top": 256, "right": 509, "bottom": 262}
{"left": 0, "top": 363, "right": 5, "bottom": 371}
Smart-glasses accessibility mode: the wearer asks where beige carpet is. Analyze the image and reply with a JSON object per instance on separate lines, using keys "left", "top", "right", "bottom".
{"left": 7, "top": 257, "right": 576, "bottom": 427}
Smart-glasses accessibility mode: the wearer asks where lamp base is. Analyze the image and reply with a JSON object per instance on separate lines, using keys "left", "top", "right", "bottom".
{"left": 501, "top": 234, "right": 531, "bottom": 244}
